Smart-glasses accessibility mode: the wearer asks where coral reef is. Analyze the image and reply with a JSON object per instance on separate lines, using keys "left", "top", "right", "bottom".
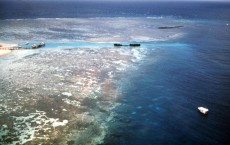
{"left": 0, "top": 46, "right": 146, "bottom": 145}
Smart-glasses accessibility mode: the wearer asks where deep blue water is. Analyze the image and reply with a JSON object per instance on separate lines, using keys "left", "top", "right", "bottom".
{"left": 105, "top": 37, "right": 230, "bottom": 145}
{"left": 1, "top": 1, "right": 230, "bottom": 20}
{"left": 102, "top": 15, "right": 230, "bottom": 145}
{"left": 1, "top": 1, "right": 230, "bottom": 145}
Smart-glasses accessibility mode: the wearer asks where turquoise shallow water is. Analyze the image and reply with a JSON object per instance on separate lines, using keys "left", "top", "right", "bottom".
{"left": 19, "top": 42, "right": 190, "bottom": 49}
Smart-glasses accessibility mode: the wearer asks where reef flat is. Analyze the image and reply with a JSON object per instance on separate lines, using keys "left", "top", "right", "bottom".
{"left": 0, "top": 17, "right": 189, "bottom": 145}
{"left": 0, "top": 17, "right": 186, "bottom": 43}
{"left": 0, "top": 46, "right": 146, "bottom": 145}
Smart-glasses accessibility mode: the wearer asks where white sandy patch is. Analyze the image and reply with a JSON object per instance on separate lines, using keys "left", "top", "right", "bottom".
{"left": 62, "top": 92, "right": 72, "bottom": 97}
{"left": 52, "top": 119, "right": 68, "bottom": 127}
{"left": 0, "top": 50, "right": 11, "bottom": 56}
{"left": 0, "top": 42, "right": 17, "bottom": 56}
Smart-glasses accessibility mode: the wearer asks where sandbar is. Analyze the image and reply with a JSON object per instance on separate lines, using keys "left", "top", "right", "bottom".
{"left": 0, "top": 42, "right": 17, "bottom": 56}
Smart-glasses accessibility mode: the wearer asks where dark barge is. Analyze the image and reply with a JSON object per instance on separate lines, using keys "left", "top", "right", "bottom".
{"left": 114, "top": 43, "right": 141, "bottom": 47}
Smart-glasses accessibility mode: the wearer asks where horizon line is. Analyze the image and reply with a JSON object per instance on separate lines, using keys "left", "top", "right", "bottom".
{"left": 1, "top": 0, "right": 230, "bottom": 2}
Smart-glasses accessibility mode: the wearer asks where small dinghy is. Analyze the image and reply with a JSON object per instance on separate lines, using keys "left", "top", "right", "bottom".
{"left": 198, "top": 107, "right": 209, "bottom": 115}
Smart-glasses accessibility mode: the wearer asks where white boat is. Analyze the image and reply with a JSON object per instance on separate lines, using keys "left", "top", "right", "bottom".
{"left": 198, "top": 107, "right": 209, "bottom": 115}
{"left": 32, "top": 44, "right": 38, "bottom": 49}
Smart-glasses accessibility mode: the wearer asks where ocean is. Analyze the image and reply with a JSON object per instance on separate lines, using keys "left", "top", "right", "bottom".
{"left": 0, "top": 1, "right": 230, "bottom": 145}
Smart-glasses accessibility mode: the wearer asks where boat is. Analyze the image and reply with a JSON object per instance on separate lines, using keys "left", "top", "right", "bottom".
{"left": 158, "top": 25, "right": 184, "bottom": 29}
{"left": 32, "top": 42, "right": 45, "bottom": 49}
{"left": 114, "top": 43, "right": 141, "bottom": 47}
{"left": 37, "top": 42, "right": 45, "bottom": 47}
{"left": 198, "top": 107, "right": 209, "bottom": 115}
{"left": 114, "top": 43, "right": 123, "bottom": 47}
{"left": 32, "top": 44, "right": 38, "bottom": 49}
{"left": 129, "top": 43, "right": 141, "bottom": 47}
